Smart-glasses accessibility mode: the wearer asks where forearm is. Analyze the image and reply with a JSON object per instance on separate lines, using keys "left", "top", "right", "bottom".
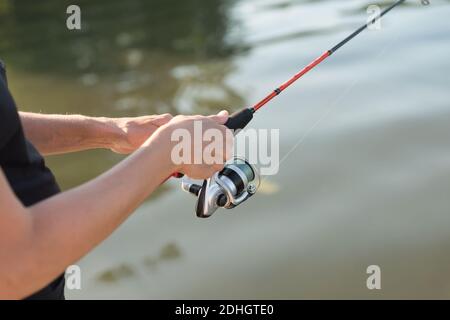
{"left": 1, "top": 132, "right": 174, "bottom": 299}
{"left": 19, "top": 112, "right": 119, "bottom": 155}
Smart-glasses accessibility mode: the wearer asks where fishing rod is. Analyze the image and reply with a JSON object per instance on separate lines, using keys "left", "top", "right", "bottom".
{"left": 224, "top": 0, "right": 406, "bottom": 129}
{"left": 181, "top": 0, "right": 407, "bottom": 218}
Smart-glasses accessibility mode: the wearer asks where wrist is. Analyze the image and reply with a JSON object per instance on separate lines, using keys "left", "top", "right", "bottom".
{"left": 141, "top": 124, "right": 180, "bottom": 174}
{"left": 88, "top": 117, "right": 124, "bottom": 150}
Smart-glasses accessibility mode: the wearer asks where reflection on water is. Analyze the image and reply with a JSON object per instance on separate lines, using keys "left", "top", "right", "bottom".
{"left": 1, "top": 0, "right": 450, "bottom": 299}
{"left": 0, "top": 0, "right": 236, "bottom": 73}
{"left": 97, "top": 242, "right": 182, "bottom": 283}
{"left": 97, "top": 264, "right": 136, "bottom": 284}
{"left": 0, "top": 0, "right": 244, "bottom": 190}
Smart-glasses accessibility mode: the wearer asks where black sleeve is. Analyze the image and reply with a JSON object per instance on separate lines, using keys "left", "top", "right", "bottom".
{"left": 0, "top": 59, "right": 7, "bottom": 86}
{"left": 0, "top": 62, "right": 19, "bottom": 150}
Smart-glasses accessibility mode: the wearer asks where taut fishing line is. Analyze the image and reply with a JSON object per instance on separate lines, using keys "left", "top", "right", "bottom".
{"left": 179, "top": 0, "right": 407, "bottom": 218}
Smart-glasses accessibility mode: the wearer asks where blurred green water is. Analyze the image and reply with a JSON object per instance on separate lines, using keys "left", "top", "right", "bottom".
{"left": 1, "top": 0, "right": 450, "bottom": 299}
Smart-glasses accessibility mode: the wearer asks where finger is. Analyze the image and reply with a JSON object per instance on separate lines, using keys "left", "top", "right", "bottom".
{"left": 224, "top": 132, "right": 234, "bottom": 161}
{"left": 150, "top": 113, "right": 173, "bottom": 126}
{"left": 202, "top": 167, "right": 220, "bottom": 179}
{"left": 212, "top": 163, "right": 225, "bottom": 172}
{"left": 208, "top": 110, "right": 229, "bottom": 125}
{"left": 187, "top": 168, "right": 213, "bottom": 180}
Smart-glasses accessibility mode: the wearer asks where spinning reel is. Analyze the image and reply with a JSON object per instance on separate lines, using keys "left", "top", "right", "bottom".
{"left": 182, "top": 158, "right": 260, "bottom": 218}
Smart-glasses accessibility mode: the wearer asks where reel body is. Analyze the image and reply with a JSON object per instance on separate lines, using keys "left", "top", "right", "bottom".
{"left": 182, "top": 158, "right": 259, "bottom": 218}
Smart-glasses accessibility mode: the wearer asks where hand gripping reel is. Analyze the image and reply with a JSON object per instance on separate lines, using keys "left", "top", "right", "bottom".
{"left": 181, "top": 108, "right": 257, "bottom": 218}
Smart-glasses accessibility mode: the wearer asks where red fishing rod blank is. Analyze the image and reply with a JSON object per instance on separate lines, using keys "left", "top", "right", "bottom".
{"left": 252, "top": 51, "right": 331, "bottom": 112}
{"left": 251, "top": 0, "right": 406, "bottom": 113}
{"left": 170, "top": 0, "right": 406, "bottom": 179}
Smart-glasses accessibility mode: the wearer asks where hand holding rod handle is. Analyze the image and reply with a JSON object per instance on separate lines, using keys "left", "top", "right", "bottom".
{"left": 223, "top": 108, "right": 254, "bottom": 131}
{"left": 170, "top": 108, "right": 254, "bottom": 180}
{"left": 195, "top": 108, "right": 254, "bottom": 217}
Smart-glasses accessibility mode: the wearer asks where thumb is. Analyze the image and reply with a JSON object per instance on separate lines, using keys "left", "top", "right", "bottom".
{"left": 208, "top": 110, "right": 229, "bottom": 125}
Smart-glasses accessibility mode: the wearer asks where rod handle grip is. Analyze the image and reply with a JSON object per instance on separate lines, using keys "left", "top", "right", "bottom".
{"left": 224, "top": 108, "right": 254, "bottom": 131}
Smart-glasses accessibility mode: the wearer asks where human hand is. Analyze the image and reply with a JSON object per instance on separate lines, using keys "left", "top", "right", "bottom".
{"left": 149, "top": 110, "right": 234, "bottom": 180}
{"left": 108, "top": 114, "right": 173, "bottom": 154}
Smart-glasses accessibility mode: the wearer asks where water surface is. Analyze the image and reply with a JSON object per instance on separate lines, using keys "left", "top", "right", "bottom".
{"left": 1, "top": 0, "right": 450, "bottom": 298}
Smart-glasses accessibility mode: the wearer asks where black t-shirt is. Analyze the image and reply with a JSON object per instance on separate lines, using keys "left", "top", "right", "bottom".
{"left": 0, "top": 60, "right": 65, "bottom": 300}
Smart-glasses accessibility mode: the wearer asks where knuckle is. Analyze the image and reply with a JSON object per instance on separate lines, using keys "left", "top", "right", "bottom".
{"left": 213, "top": 163, "right": 225, "bottom": 171}
{"left": 192, "top": 115, "right": 204, "bottom": 121}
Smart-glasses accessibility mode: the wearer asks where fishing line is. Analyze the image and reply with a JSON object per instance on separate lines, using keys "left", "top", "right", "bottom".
{"left": 250, "top": 0, "right": 407, "bottom": 113}
{"left": 178, "top": 0, "right": 408, "bottom": 217}
{"left": 174, "top": 0, "right": 406, "bottom": 175}
{"left": 279, "top": 31, "right": 401, "bottom": 168}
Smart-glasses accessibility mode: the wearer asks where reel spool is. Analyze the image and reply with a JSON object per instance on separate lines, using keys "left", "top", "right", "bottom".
{"left": 182, "top": 158, "right": 260, "bottom": 218}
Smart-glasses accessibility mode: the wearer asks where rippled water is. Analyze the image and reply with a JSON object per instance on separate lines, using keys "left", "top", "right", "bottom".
{"left": 1, "top": 0, "right": 450, "bottom": 298}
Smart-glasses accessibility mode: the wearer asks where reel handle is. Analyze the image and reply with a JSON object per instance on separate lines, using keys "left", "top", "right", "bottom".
{"left": 181, "top": 181, "right": 202, "bottom": 197}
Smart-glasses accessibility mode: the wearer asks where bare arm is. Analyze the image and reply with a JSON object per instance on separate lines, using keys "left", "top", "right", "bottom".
{"left": 0, "top": 132, "right": 174, "bottom": 299}
{"left": 0, "top": 113, "right": 231, "bottom": 299}
{"left": 19, "top": 112, "right": 172, "bottom": 155}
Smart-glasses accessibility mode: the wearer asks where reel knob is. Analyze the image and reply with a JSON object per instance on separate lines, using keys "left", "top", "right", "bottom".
{"left": 181, "top": 181, "right": 202, "bottom": 197}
